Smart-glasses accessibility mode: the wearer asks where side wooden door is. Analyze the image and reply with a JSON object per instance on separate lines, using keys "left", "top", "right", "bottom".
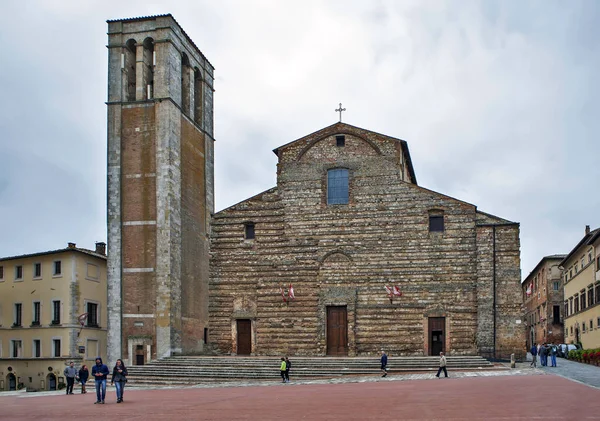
{"left": 237, "top": 319, "right": 252, "bottom": 355}
{"left": 326, "top": 306, "right": 348, "bottom": 356}
{"left": 429, "top": 317, "right": 446, "bottom": 356}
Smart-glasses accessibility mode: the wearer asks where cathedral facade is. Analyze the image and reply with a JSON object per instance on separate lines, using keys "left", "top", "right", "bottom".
{"left": 106, "top": 14, "right": 524, "bottom": 364}
{"left": 209, "top": 123, "right": 524, "bottom": 359}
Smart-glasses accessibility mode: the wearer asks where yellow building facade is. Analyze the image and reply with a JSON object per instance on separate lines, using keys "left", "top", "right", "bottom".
{"left": 562, "top": 227, "right": 600, "bottom": 349}
{"left": 0, "top": 243, "right": 107, "bottom": 391}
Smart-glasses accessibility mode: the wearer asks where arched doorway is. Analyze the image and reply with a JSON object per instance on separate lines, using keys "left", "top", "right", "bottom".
{"left": 7, "top": 373, "right": 16, "bottom": 391}
{"left": 46, "top": 374, "right": 57, "bottom": 391}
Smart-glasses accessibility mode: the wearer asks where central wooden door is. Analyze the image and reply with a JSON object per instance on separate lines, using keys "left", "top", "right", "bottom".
{"left": 237, "top": 319, "right": 252, "bottom": 355}
{"left": 326, "top": 306, "right": 348, "bottom": 356}
{"left": 429, "top": 317, "right": 446, "bottom": 356}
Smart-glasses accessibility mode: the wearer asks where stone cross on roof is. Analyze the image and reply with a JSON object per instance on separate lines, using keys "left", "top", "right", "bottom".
{"left": 335, "top": 103, "right": 346, "bottom": 122}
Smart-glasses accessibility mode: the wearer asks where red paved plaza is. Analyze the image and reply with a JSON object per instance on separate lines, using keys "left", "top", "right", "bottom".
{"left": 1, "top": 375, "right": 598, "bottom": 420}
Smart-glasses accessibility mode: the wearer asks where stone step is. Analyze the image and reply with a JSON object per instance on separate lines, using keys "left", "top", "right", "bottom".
{"left": 125, "top": 355, "right": 495, "bottom": 385}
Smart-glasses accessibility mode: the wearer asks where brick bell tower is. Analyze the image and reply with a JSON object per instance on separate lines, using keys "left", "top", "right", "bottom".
{"left": 106, "top": 14, "right": 214, "bottom": 365}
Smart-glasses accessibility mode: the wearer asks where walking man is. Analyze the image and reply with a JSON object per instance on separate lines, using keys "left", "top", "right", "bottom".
{"left": 92, "top": 357, "right": 109, "bottom": 404}
{"left": 530, "top": 343, "right": 538, "bottom": 368}
{"left": 435, "top": 352, "right": 448, "bottom": 378}
{"left": 63, "top": 361, "right": 77, "bottom": 395}
{"left": 380, "top": 350, "right": 388, "bottom": 377}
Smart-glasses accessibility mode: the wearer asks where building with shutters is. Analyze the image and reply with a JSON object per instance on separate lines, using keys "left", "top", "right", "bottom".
{"left": 562, "top": 226, "right": 600, "bottom": 349}
{"left": 0, "top": 243, "right": 107, "bottom": 391}
{"left": 521, "top": 255, "right": 566, "bottom": 349}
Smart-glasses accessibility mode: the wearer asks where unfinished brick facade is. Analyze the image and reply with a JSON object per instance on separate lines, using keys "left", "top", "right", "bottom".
{"left": 522, "top": 255, "right": 566, "bottom": 349}
{"left": 209, "top": 123, "right": 525, "bottom": 359}
{"left": 107, "top": 15, "right": 214, "bottom": 365}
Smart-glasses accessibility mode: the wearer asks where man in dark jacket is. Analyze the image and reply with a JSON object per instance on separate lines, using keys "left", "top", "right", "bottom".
{"left": 91, "top": 357, "right": 109, "bottom": 404}
{"left": 530, "top": 343, "right": 538, "bottom": 368}
{"left": 540, "top": 344, "right": 548, "bottom": 366}
{"left": 284, "top": 357, "right": 291, "bottom": 383}
{"left": 380, "top": 351, "right": 388, "bottom": 377}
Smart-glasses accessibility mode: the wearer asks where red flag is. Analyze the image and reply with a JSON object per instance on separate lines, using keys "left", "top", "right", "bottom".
{"left": 393, "top": 286, "right": 402, "bottom": 297}
{"left": 526, "top": 284, "right": 532, "bottom": 296}
{"left": 384, "top": 285, "right": 392, "bottom": 296}
{"left": 280, "top": 287, "right": 287, "bottom": 302}
{"left": 288, "top": 284, "right": 295, "bottom": 300}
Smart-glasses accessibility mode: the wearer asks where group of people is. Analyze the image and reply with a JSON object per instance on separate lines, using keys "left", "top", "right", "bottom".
{"left": 62, "top": 357, "right": 128, "bottom": 404}
{"left": 529, "top": 343, "right": 558, "bottom": 368}
{"left": 279, "top": 356, "right": 292, "bottom": 383}
{"left": 381, "top": 350, "right": 449, "bottom": 379}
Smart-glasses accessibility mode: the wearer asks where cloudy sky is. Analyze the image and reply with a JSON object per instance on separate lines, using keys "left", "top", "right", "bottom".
{"left": 0, "top": 0, "right": 598, "bottom": 278}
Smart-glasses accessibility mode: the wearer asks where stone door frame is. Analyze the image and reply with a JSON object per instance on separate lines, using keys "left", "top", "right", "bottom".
{"left": 127, "top": 337, "right": 152, "bottom": 366}
{"left": 423, "top": 310, "right": 450, "bottom": 356}
{"left": 231, "top": 316, "right": 256, "bottom": 356}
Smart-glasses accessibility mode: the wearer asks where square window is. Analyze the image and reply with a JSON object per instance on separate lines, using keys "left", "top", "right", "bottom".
{"left": 53, "top": 261, "right": 62, "bottom": 276}
{"left": 336, "top": 135, "right": 345, "bottom": 147}
{"left": 34, "top": 263, "right": 42, "bottom": 278}
{"left": 429, "top": 215, "right": 444, "bottom": 232}
{"left": 244, "top": 223, "right": 255, "bottom": 240}
{"left": 553, "top": 281, "right": 559, "bottom": 291}
{"left": 15, "top": 265, "right": 23, "bottom": 280}
{"left": 33, "top": 340, "right": 41, "bottom": 358}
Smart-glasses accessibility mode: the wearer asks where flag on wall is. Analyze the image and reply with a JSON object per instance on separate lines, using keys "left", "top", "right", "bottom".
{"left": 526, "top": 283, "right": 532, "bottom": 296}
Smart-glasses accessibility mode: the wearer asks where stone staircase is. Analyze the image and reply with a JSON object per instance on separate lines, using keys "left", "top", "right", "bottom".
{"left": 126, "top": 355, "right": 501, "bottom": 387}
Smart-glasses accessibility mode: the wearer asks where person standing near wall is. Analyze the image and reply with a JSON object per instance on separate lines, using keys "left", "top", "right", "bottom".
{"left": 280, "top": 358, "right": 287, "bottom": 383}
{"left": 284, "top": 356, "right": 291, "bottom": 383}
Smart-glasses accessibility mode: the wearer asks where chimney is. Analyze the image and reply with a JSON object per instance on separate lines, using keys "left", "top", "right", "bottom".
{"left": 95, "top": 242, "right": 106, "bottom": 256}
{"left": 68, "top": 242, "right": 76, "bottom": 249}
{"left": 586, "top": 225, "right": 590, "bottom": 235}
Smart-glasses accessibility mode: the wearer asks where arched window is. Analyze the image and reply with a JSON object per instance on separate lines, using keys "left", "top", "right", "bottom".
{"left": 124, "top": 39, "right": 136, "bottom": 101}
{"left": 327, "top": 168, "right": 349, "bottom": 205}
{"left": 181, "top": 53, "right": 192, "bottom": 116}
{"left": 194, "top": 68, "right": 203, "bottom": 127}
{"left": 142, "top": 38, "right": 154, "bottom": 99}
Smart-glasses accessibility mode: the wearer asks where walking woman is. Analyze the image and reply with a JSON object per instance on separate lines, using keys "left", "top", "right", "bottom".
{"left": 110, "top": 359, "right": 128, "bottom": 403}
{"left": 78, "top": 364, "right": 89, "bottom": 394}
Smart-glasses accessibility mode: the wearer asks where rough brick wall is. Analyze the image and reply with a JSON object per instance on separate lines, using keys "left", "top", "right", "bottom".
{"left": 209, "top": 123, "right": 523, "bottom": 358}
{"left": 180, "top": 117, "right": 210, "bottom": 352}
{"left": 107, "top": 15, "right": 215, "bottom": 363}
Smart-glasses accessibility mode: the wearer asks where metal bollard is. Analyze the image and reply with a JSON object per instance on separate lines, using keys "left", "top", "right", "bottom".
{"left": 510, "top": 353, "right": 516, "bottom": 368}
